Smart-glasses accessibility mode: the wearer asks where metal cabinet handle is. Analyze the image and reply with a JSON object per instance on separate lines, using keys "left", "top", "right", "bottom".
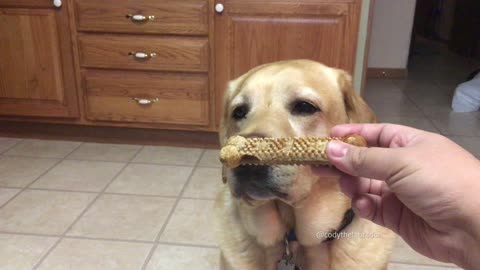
{"left": 128, "top": 52, "right": 157, "bottom": 59}
{"left": 132, "top": 98, "right": 159, "bottom": 105}
{"left": 53, "top": 0, "right": 62, "bottom": 8}
{"left": 126, "top": 14, "right": 155, "bottom": 22}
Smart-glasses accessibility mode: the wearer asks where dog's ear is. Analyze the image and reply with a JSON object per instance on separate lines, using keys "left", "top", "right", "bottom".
{"left": 338, "top": 70, "right": 376, "bottom": 123}
{"left": 219, "top": 79, "right": 244, "bottom": 185}
{"left": 218, "top": 80, "right": 239, "bottom": 147}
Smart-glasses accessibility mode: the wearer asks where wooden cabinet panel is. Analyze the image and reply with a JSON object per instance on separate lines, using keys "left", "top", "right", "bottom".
{"left": 84, "top": 70, "right": 209, "bottom": 126}
{"left": 75, "top": 0, "right": 208, "bottom": 36}
{"left": 0, "top": 7, "right": 78, "bottom": 118}
{"left": 0, "top": 0, "right": 52, "bottom": 8}
{"left": 79, "top": 34, "right": 209, "bottom": 72}
{"left": 214, "top": 0, "right": 361, "bottom": 126}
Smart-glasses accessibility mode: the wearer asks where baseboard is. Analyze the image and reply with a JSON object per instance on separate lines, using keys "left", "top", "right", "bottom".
{"left": 367, "top": 68, "right": 408, "bottom": 79}
{"left": 0, "top": 121, "right": 220, "bottom": 149}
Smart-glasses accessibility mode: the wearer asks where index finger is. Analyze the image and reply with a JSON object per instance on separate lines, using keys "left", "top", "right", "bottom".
{"left": 330, "top": 123, "right": 421, "bottom": 148}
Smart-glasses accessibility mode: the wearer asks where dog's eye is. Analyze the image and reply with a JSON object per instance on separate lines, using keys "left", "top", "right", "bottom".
{"left": 292, "top": 101, "right": 320, "bottom": 115}
{"left": 232, "top": 105, "right": 249, "bottom": 120}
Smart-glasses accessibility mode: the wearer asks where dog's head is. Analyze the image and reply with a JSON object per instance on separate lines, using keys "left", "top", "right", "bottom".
{"left": 219, "top": 60, "right": 375, "bottom": 204}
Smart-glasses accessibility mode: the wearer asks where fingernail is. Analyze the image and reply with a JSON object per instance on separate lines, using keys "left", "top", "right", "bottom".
{"left": 328, "top": 141, "right": 348, "bottom": 158}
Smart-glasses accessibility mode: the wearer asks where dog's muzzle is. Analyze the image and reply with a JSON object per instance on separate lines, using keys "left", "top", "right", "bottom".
{"left": 230, "top": 165, "right": 287, "bottom": 201}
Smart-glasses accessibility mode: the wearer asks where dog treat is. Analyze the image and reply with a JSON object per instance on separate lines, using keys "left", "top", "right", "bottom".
{"left": 220, "top": 135, "right": 367, "bottom": 168}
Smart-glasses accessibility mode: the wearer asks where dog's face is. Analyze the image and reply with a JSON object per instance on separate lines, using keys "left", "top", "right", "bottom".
{"left": 220, "top": 60, "right": 375, "bottom": 205}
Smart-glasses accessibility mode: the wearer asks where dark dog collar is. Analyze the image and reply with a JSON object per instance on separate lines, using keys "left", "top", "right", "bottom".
{"left": 287, "top": 208, "right": 355, "bottom": 242}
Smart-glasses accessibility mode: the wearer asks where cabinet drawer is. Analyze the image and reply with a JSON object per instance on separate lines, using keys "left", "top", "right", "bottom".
{"left": 84, "top": 70, "right": 209, "bottom": 126}
{"left": 75, "top": 0, "right": 208, "bottom": 35}
{"left": 79, "top": 34, "right": 209, "bottom": 72}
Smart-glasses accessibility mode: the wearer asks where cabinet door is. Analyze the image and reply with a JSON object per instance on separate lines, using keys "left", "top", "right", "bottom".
{"left": 214, "top": 0, "right": 361, "bottom": 126}
{"left": 0, "top": 5, "right": 79, "bottom": 118}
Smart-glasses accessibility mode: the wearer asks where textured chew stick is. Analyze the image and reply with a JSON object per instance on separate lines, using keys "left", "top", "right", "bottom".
{"left": 220, "top": 135, "right": 366, "bottom": 168}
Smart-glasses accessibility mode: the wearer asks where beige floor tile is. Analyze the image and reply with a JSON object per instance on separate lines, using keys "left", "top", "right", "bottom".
{"left": 391, "top": 238, "right": 457, "bottom": 267}
{"left": 0, "top": 188, "right": 21, "bottom": 206}
{"left": 106, "top": 164, "right": 192, "bottom": 196}
{"left": 430, "top": 115, "right": 480, "bottom": 136}
{"left": 160, "top": 199, "right": 216, "bottom": 245}
{"left": 388, "top": 263, "right": 460, "bottom": 270}
{"left": 68, "top": 194, "right": 175, "bottom": 241}
{"left": 365, "top": 89, "right": 409, "bottom": 105}
{"left": 133, "top": 146, "right": 203, "bottom": 166}
{"left": 404, "top": 86, "right": 453, "bottom": 107}
{"left": 0, "top": 233, "right": 58, "bottom": 270}
{"left": 376, "top": 116, "right": 439, "bottom": 133}
{"left": 0, "top": 138, "right": 21, "bottom": 153}
{"left": 145, "top": 245, "right": 219, "bottom": 270}
{"left": 67, "top": 143, "right": 142, "bottom": 162}
{"left": 198, "top": 149, "right": 222, "bottom": 168}
{"left": 31, "top": 160, "right": 124, "bottom": 192}
{"left": 369, "top": 100, "right": 424, "bottom": 118}
{"left": 0, "top": 190, "right": 95, "bottom": 235}
{"left": 4, "top": 139, "right": 81, "bottom": 158}
{"left": 37, "top": 238, "right": 152, "bottom": 270}
{"left": 183, "top": 168, "right": 222, "bottom": 199}
{"left": 0, "top": 156, "right": 58, "bottom": 188}
{"left": 421, "top": 106, "right": 480, "bottom": 136}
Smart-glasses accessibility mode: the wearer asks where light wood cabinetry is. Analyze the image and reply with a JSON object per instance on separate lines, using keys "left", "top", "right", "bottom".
{"left": 0, "top": 0, "right": 362, "bottom": 135}
{"left": 0, "top": 1, "right": 78, "bottom": 118}
{"left": 74, "top": 0, "right": 211, "bottom": 128}
{"left": 214, "top": 0, "right": 361, "bottom": 126}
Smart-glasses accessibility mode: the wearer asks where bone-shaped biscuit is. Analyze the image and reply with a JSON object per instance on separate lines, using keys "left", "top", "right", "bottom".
{"left": 219, "top": 135, "right": 367, "bottom": 168}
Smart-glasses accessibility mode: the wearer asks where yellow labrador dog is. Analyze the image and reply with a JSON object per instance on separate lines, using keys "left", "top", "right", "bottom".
{"left": 215, "top": 60, "right": 395, "bottom": 270}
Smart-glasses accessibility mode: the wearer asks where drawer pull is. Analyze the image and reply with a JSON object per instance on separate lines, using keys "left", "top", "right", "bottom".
{"left": 132, "top": 98, "right": 159, "bottom": 105}
{"left": 126, "top": 14, "right": 155, "bottom": 22}
{"left": 128, "top": 52, "right": 157, "bottom": 59}
{"left": 53, "top": 0, "right": 62, "bottom": 8}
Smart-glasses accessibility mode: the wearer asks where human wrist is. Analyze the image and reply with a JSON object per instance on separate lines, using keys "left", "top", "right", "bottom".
{"left": 453, "top": 210, "right": 480, "bottom": 269}
{"left": 453, "top": 230, "right": 480, "bottom": 270}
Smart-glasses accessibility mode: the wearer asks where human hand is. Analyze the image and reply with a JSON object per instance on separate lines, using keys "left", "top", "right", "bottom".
{"left": 318, "top": 124, "right": 480, "bottom": 269}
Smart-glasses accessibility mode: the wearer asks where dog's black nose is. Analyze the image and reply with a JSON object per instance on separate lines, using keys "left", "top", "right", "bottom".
{"left": 233, "top": 165, "right": 270, "bottom": 182}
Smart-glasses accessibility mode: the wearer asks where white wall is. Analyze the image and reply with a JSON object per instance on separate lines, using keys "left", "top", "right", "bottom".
{"left": 353, "top": 0, "right": 373, "bottom": 92}
{"left": 368, "top": 0, "right": 417, "bottom": 69}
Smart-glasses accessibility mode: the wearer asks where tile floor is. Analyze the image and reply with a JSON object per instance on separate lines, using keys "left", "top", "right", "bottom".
{"left": 0, "top": 40, "right": 478, "bottom": 269}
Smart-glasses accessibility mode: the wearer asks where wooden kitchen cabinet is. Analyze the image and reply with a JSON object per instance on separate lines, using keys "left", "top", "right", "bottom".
{"left": 214, "top": 0, "right": 361, "bottom": 126}
{"left": 0, "top": 0, "right": 363, "bottom": 138}
{"left": 0, "top": 1, "right": 79, "bottom": 118}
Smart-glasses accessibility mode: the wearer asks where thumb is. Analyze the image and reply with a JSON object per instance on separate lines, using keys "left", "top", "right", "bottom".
{"left": 327, "top": 141, "right": 404, "bottom": 181}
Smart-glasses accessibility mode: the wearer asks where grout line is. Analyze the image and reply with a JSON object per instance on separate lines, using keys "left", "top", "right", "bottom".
{"left": 0, "top": 141, "right": 84, "bottom": 210}
{"left": 0, "top": 158, "right": 63, "bottom": 211}
{"left": 62, "top": 142, "right": 85, "bottom": 160}
{"left": 0, "top": 231, "right": 59, "bottom": 238}
{"left": 31, "top": 146, "right": 134, "bottom": 270}
{"left": 25, "top": 187, "right": 100, "bottom": 194}
{"left": 102, "top": 192, "right": 178, "bottom": 199}
{"left": 21, "top": 187, "right": 216, "bottom": 201}
{"left": 391, "top": 79, "right": 444, "bottom": 135}
{"left": 389, "top": 261, "right": 460, "bottom": 268}
{"left": 0, "top": 138, "right": 23, "bottom": 155}
{"left": 178, "top": 196, "right": 216, "bottom": 201}
{"left": 0, "top": 154, "right": 63, "bottom": 161}
{"left": 140, "top": 149, "right": 206, "bottom": 270}
{"left": 1, "top": 155, "right": 221, "bottom": 169}
{"left": 64, "top": 235, "right": 154, "bottom": 244}
{"left": 156, "top": 241, "right": 218, "bottom": 249}
{"left": 0, "top": 230, "right": 220, "bottom": 249}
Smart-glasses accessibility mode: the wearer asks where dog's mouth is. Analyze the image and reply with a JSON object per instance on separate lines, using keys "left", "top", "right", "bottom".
{"left": 230, "top": 165, "right": 289, "bottom": 202}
